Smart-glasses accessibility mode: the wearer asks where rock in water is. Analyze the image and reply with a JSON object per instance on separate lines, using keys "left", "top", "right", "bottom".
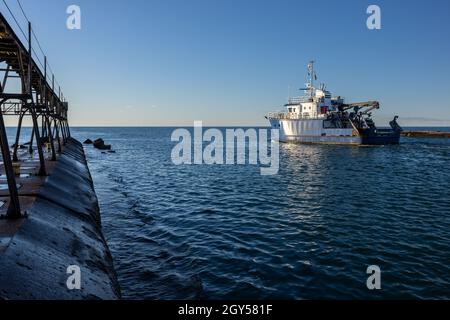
{"left": 84, "top": 139, "right": 93, "bottom": 144}
{"left": 93, "top": 138, "right": 112, "bottom": 150}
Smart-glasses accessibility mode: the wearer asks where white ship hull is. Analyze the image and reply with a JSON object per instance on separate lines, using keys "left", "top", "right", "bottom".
{"left": 270, "top": 118, "right": 362, "bottom": 144}
{"left": 266, "top": 61, "right": 402, "bottom": 146}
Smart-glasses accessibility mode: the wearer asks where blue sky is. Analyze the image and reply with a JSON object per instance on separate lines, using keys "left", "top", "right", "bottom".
{"left": 2, "top": 0, "right": 450, "bottom": 126}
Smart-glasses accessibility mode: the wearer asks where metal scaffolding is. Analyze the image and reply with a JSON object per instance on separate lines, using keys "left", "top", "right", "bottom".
{"left": 0, "top": 12, "right": 70, "bottom": 219}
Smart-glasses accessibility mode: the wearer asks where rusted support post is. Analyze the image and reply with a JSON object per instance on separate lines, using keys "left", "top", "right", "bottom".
{"left": 66, "top": 120, "right": 71, "bottom": 138}
{"left": 46, "top": 115, "right": 56, "bottom": 161}
{"left": 0, "top": 99, "right": 21, "bottom": 219}
{"left": 27, "top": 22, "right": 32, "bottom": 96}
{"left": 1, "top": 65, "right": 10, "bottom": 93}
{"left": 64, "top": 120, "right": 70, "bottom": 140}
{"left": 52, "top": 118, "right": 57, "bottom": 138}
{"left": 29, "top": 105, "right": 47, "bottom": 176}
{"left": 60, "top": 119, "right": 66, "bottom": 144}
{"left": 13, "top": 108, "right": 26, "bottom": 162}
{"left": 64, "top": 121, "right": 68, "bottom": 141}
{"left": 54, "top": 118, "right": 61, "bottom": 153}
{"left": 28, "top": 125, "right": 34, "bottom": 154}
{"left": 41, "top": 114, "right": 46, "bottom": 137}
{"left": 63, "top": 121, "right": 69, "bottom": 143}
{"left": 44, "top": 56, "right": 47, "bottom": 107}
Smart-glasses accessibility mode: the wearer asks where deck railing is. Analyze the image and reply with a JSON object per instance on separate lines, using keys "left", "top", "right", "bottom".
{"left": 287, "top": 96, "right": 313, "bottom": 105}
{"left": 267, "top": 112, "right": 322, "bottom": 120}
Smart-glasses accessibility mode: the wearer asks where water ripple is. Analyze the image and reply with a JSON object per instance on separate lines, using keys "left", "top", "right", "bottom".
{"left": 69, "top": 128, "right": 450, "bottom": 299}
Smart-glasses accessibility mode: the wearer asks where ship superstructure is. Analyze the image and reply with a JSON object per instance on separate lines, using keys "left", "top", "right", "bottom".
{"left": 267, "top": 61, "right": 402, "bottom": 145}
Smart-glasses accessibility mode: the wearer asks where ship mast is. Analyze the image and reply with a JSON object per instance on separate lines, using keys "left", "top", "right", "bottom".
{"left": 307, "top": 60, "right": 316, "bottom": 98}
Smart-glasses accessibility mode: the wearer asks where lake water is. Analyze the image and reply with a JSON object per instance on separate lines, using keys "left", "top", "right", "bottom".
{"left": 10, "top": 127, "right": 450, "bottom": 299}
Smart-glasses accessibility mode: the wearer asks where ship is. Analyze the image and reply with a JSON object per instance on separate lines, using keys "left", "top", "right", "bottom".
{"left": 266, "top": 61, "right": 403, "bottom": 145}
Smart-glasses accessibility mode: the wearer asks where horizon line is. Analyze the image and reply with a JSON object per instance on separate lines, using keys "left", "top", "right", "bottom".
{"left": 6, "top": 125, "right": 450, "bottom": 128}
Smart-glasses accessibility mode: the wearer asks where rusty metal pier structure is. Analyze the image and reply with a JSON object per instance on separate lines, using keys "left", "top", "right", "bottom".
{"left": 0, "top": 10, "right": 70, "bottom": 219}
{"left": 0, "top": 4, "right": 121, "bottom": 300}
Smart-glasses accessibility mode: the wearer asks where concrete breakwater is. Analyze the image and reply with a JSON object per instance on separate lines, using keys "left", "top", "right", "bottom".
{"left": 401, "top": 131, "right": 450, "bottom": 138}
{"left": 0, "top": 138, "right": 120, "bottom": 300}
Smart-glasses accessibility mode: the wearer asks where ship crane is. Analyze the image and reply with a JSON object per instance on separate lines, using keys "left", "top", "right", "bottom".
{"left": 337, "top": 101, "right": 381, "bottom": 130}
{"left": 339, "top": 101, "right": 380, "bottom": 113}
